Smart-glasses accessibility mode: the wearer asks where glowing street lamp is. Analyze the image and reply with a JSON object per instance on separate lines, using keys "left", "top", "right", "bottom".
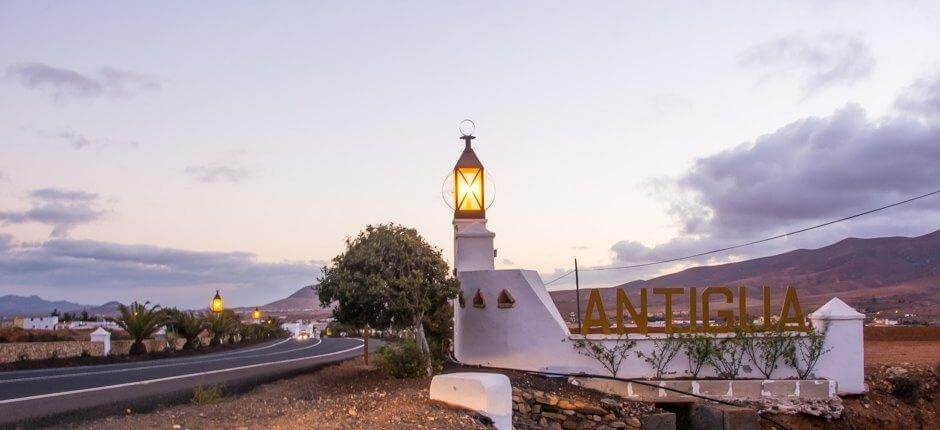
{"left": 453, "top": 119, "right": 486, "bottom": 219}
{"left": 210, "top": 290, "right": 224, "bottom": 313}
{"left": 251, "top": 307, "right": 261, "bottom": 320}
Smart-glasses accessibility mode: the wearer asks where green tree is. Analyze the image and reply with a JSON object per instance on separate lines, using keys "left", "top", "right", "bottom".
{"left": 115, "top": 301, "right": 165, "bottom": 355}
{"left": 165, "top": 308, "right": 207, "bottom": 350}
{"left": 318, "top": 224, "right": 459, "bottom": 373}
{"left": 205, "top": 309, "right": 240, "bottom": 346}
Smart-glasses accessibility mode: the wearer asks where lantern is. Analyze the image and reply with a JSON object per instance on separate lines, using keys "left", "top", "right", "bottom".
{"left": 251, "top": 307, "right": 261, "bottom": 320}
{"left": 210, "top": 290, "right": 224, "bottom": 313}
{"left": 453, "top": 121, "right": 486, "bottom": 219}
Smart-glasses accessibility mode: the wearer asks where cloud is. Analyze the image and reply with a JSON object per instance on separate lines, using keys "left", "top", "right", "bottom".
{"left": 550, "top": 74, "right": 940, "bottom": 289}
{"left": 0, "top": 188, "right": 106, "bottom": 237}
{"left": 52, "top": 129, "right": 140, "bottom": 150}
{"left": 4, "top": 63, "right": 160, "bottom": 100}
{"left": 0, "top": 237, "right": 323, "bottom": 308}
{"left": 739, "top": 34, "right": 874, "bottom": 94}
{"left": 184, "top": 165, "right": 251, "bottom": 183}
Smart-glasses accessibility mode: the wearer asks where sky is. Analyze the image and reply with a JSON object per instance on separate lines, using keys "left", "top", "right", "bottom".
{"left": 1, "top": 1, "right": 940, "bottom": 308}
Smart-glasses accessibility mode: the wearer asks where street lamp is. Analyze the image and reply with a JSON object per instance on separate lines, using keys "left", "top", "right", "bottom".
{"left": 453, "top": 120, "right": 486, "bottom": 219}
{"left": 210, "top": 290, "right": 224, "bottom": 313}
{"left": 251, "top": 307, "right": 261, "bottom": 320}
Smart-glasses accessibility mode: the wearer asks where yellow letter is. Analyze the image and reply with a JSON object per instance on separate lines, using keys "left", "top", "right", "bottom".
{"left": 581, "top": 289, "right": 610, "bottom": 335}
{"left": 762, "top": 286, "right": 772, "bottom": 330}
{"left": 778, "top": 286, "right": 806, "bottom": 331}
{"left": 653, "top": 288, "right": 684, "bottom": 334}
{"left": 738, "top": 286, "right": 752, "bottom": 331}
{"left": 689, "top": 287, "right": 698, "bottom": 333}
{"left": 616, "top": 289, "right": 648, "bottom": 335}
{"left": 702, "top": 287, "right": 735, "bottom": 333}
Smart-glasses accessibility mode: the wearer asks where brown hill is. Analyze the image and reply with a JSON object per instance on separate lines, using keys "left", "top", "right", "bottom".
{"left": 550, "top": 230, "right": 940, "bottom": 321}
{"left": 261, "top": 284, "right": 330, "bottom": 313}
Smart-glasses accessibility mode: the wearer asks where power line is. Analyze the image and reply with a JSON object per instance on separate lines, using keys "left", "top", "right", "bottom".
{"left": 544, "top": 187, "right": 940, "bottom": 284}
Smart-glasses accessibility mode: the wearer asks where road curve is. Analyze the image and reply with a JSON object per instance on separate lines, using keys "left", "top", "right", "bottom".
{"left": 0, "top": 337, "right": 366, "bottom": 427}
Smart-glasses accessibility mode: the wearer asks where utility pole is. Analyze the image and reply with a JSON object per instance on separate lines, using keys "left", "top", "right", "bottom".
{"left": 575, "top": 258, "right": 581, "bottom": 329}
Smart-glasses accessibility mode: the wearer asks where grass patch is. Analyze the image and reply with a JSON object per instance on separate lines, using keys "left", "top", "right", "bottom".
{"left": 191, "top": 384, "right": 227, "bottom": 405}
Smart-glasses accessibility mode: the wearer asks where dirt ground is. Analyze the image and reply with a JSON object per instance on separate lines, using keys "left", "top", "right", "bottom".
{"left": 60, "top": 360, "right": 491, "bottom": 430}
{"left": 54, "top": 327, "right": 940, "bottom": 430}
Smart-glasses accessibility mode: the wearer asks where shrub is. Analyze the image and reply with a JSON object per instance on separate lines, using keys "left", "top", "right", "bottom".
{"left": 889, "top": 375, "right": 925, "bottom": 404}
{"left": 377, "top": 339, "right": 429, "bottom": 379}
{"left": 742, "top": 326, "right": 795, "bottom": 378}
{"left": 681, "top": 332, "right": 715, "bottom": 378}
{"left": 569, "top": 334, "right": 637, "bottom": 377}
{"left": 708, "top": 329, "right": 748, "bottom": 379}
{"left": 636, "top": 334, "right": 682, "bottom": 379}
{"left": 191, "top": 384, "right": 227, "bottom": 405}
{"left": 784, "top": 324, "right": 830, "bottom": 379}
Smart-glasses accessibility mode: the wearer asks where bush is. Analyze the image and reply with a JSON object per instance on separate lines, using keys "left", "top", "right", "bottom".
{"left": 377, "top": 339, "right": 430, "bottom": 379}
{"left": 889, "top": 375, "right": 926, "bottom": 404}
{"left": 192, "top": 384, "right": 227, "bottom": 405}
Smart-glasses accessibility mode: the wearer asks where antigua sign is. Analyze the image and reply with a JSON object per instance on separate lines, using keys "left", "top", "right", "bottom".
{"left": 580, "top": 285, "right": 806, "bottom": 335}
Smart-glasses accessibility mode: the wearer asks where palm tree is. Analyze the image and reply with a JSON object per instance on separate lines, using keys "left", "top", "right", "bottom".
{"left": 206, "top": 309, "right": 240, "bottom": 346}
{"left": 165, "top": 309, "right": 206, "bottom": 350}
{"left": 115, "top": 301, "right": 165, "bottom": 355}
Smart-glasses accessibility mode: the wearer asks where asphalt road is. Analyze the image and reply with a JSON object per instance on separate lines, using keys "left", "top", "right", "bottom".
{"left": 0, "top": 337, "right": 366, "bottom": 428}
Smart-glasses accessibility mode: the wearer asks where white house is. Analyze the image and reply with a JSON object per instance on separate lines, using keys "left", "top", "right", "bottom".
{"left": 281, "top": 320, "right": 316, "bottom": 339}
{"left": 14, "top": 316, "right": 59, "bottom": 330}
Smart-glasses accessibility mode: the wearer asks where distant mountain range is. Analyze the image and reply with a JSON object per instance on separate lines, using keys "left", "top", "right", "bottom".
{"left": 0, "top": 295, "right": 121, "bottom": 318}
{"left": 550, "top": 230, "right": 940, "bottom": 320}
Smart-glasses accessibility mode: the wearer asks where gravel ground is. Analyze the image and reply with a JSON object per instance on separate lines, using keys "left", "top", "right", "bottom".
{"left": 58, "top": 360, "right": 491, "bottom": 430}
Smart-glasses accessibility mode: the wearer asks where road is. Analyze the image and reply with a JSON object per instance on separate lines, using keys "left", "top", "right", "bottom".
{"left": 0, "top": 337, "right": 366, "bottom": 427}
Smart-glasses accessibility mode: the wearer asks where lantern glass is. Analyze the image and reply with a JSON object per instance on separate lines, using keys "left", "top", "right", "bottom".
{"left": 252, "top": 309, "right": 261, "bottom": 319}
{"left": 210, "top": 291, "right": 224, "bottom": 313}
{"left": 454, "top": 167, "right": 484, "bottom": 212}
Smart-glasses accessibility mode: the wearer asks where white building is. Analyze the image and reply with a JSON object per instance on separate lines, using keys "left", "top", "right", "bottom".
{"left": 14, "top": 316, "right": 59, "bottom": 330}
{"left": 66, "top": 320, "right": 121, "bottom": 330}
{"left": 281, "top": 320, "right": 316, "bottom": 339}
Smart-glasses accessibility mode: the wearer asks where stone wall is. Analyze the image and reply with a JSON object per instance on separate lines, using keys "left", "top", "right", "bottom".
{"left": 511, "top": 386, "right": 671, "bottom": 430}
{"left": 0, "top": 341, "right": 104, "bottom": 363}
{"left": 110, "top": 339, "right": 171, "bottom": 355}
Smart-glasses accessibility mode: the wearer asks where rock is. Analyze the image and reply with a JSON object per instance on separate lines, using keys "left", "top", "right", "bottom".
{"left": 543, "top": 412, "right": 568, "bottom": 421}
{"left": 557, "top": 399, "right": 575, "bottom": 410}
{"left": 546, "top": 394, "right": 560, "bottom": 406}
{"left": 610, "top": 421, "right": 627, "bottom": 429}
{"left": 886, "top": 366, "right": 908, "bottom": 378}
{"left": 172, "top": 426, "right": 181, "bottom": 430}
{"left": 347, "top": 408, "right": 357, "bottom": 416}
{"left": 604, "top": 414, "right": 617, "bottom": 421}
{"left": 600, "top": 398, "right": 620, "bottom": 409}
{"left": 577, "top": 406, "right": 608, "bottom": 416}
{"left": 533, "top": 404, "right": 542, "bottom": 414}
{"left": 563, "top": 418, "right": 579, "bottom": 429}
{"left": 626, "top": 417, "right": 641, "bottom": 428}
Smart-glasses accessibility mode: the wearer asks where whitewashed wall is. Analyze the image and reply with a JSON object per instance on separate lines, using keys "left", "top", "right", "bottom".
{"left": 454, "top": 269, "right": 865, "bottom": 395}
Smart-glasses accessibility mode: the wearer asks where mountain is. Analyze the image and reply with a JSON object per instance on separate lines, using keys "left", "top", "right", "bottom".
{"left": 550, "top": 230, "right": 940, "bottom": 320}
{"left": 262, "top": 284, "right": 331, "bottom": 314}
{"left": 0, "top": 295, "right": 88, "bottom": 317}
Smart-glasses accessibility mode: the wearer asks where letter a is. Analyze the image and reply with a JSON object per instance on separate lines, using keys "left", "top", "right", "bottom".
{"left": 581, "top": 289, "right": 611, "bottom": 335}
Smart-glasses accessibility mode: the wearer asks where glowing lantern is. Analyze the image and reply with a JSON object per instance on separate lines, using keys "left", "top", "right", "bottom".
{"left": 251, "top": 307, "right": 261, "bottom": 320}
{"left": 453, "top": 120, "right": 486, "bottom": 219}
{"left": 210, "top": 290, "right": 224, "bottom": 313}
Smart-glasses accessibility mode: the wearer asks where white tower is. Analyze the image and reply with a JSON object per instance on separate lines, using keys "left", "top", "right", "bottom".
{"left": 451, "top": 131, "right": 495, "bottom": 272}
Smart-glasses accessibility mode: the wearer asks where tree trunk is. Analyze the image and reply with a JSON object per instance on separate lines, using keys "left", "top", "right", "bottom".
{"left": 414, "top": 319, "right": 432, "bottom": 376}
{"left": 363, "top": 324, "right": 370, "bottom": 365}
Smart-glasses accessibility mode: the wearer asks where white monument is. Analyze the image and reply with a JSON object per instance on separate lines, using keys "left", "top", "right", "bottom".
{"left": 447, "top": 127, "right": 867, "bottom": 396}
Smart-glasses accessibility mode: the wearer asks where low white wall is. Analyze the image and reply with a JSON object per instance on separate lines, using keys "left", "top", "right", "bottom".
{"left": 454, "top": 269, "right": 865, "bottom": 394}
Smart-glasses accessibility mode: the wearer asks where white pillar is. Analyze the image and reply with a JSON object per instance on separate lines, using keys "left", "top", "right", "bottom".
{"left": 90, "top": 327, "right": 111, "bottom": 356}
{"left": 453, "top": 219, "right": 495, "bottom": 272}
{"left": 808, "top": 298, "right": 866, "bottom": 395}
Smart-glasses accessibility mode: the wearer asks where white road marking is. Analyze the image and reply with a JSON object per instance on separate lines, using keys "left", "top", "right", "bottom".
{"left": 0, "top": 339, "right": 364, "bottom": 405}
{"left": 0, "top": 338, "right": 293, "bottom": 379}
{"left": 0, "top": 339, "right": 323, "bottom": 384}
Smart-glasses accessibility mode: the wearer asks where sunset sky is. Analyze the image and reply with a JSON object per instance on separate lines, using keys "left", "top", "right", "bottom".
{"left": 2, "top": 1, "right": 940, "bottom": 308}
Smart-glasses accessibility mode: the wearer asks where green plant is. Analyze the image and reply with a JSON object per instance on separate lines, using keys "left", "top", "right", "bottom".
{"left": 569, "top": 335, "right": 637, "bottom": 377}
{"left": 205, "top": 309, "right": 240, "bottom": 346}
{"left": 318, "top": 223, "right": 459, "bottom": 373}
{"left": 115, "top": 301, "right": 165, "bottom": 355}
{"left": 784, "top": 324, "right": 830, "bottom": 379}
{"left": 742, "top": 326, "right": 795, "bottom": 378}
{"left": 377, "top": 338, "right": 430, "bottom": 378}
{"left": 708, "top": 329, "right": 748, "bottom": 379}
{"left": 636, "top": 334, "right": 682, "bottom": 379}
{"left": 165, "top": 309, "right": 206, "bottom": 350}
{"left": 191, "top": 384, "right": 227, "bottom": 405}
{"left": 680, "top": 332, "right": 715, "bottom": 378}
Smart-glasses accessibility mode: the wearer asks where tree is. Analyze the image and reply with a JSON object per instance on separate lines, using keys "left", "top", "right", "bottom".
{"left": 115, "top": 301, "right": 165, "bottom": 355}
{"left": 318, "top": 224, "right": 459, "bottom": 372}
{"left": 205, "top": 309, "right": 240, "bottom": 346}
{"left": 165, "top": 308, "right": 207, "bottom": 350}
{"left": 80, "top": 309, "right": 90, "bottom": 322}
